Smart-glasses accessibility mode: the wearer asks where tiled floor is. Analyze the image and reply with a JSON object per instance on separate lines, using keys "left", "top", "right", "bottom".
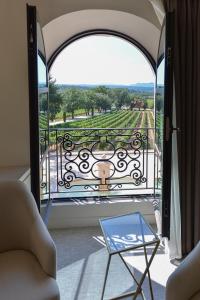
{"left": 50, "top": 227, "right": 176, "bottom": 300}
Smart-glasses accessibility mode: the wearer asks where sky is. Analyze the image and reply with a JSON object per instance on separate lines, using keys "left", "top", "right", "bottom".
{"left": 157, "top": 59, "right": 165, "bottom": 85}
{"left": 38, "top": 55, "right": 47, "bottom": 87}
{"left": 50, "top": 35, "right": 155, "bottom": 85}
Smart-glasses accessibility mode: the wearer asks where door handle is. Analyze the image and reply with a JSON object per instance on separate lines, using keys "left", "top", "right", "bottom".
{"left": 165, "top": 116, "right": 180, "bottom": 141}
{"left": 172, "top": 127, "right": 180, "bottom": 132}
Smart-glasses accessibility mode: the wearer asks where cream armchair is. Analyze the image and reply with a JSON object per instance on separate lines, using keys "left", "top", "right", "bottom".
{"left": 0, "top": 181, "right": 60, "bottom": 300}
{"left": 166, "top": 241, "right": 200, "bottom": 300}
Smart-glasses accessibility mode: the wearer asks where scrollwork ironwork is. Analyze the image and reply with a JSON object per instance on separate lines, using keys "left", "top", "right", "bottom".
{"left": 55, "top": 128, "right": 148, "bottom": 193}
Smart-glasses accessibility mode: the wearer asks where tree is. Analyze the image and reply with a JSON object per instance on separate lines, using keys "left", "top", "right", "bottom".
{"left": 143, "top": 102, "right": 147, "bottom": 110}
{"left": 40, "top": 93, "right": 48, "bottom": 113}
{"left": 114, "top": 89, "right": 131, "bottom": 110}
{"left": 62, "top": 88, "right": 81, "bottom": 119}
{"left": 49, "top": 77, "right": 63, "bottom": 121}
{"left": 107, "top": 89, "right": 118, "bottom": 110}
{"left": 82, "top": 90, "right": 96, "bottom": 116}
{"left": 63, "top": 111, "right": 67, "bottom": 122}
{"left": 155, "top": 96, "right": 163, "bottom": 112}
{"left": 146, "top": 98, "right": 154, "bottom": 109}
{"left": 93, "top": 86, "right": 113, "bottom": 113}
{"left": 94, "top": 93, "right": 111, "bottom": 113}
{"left": 94, "top": 85, "right": 109, "bottom": 95}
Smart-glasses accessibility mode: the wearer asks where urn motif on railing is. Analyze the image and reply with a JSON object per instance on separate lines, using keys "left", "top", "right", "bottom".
{"left": 55, "top": 128, "right": 149, "bottom": 194}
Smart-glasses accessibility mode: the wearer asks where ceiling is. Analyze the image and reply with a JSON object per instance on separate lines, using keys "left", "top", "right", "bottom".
{"left": 43, "top": 9, "right": 161, "bottom": 63}
{"left": 29, "top": 0, "right": 164, "bottom": 65}
{"left": 30, "top": 0, "right": 162, "bottom": 28}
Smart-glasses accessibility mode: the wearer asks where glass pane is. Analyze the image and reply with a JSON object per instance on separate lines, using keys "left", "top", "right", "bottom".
{"left": 155, "top": 24, "right": 165, "bottom": 198}
{"left": 37, "top": 19, "right": 49, "bottom": 205}
{"left": 100, "top": 212, "right": 157, "bottom": 253}
{"left": 37, "top": 21, "right": 47, "bottom": 88}
{"left": 39, "top": 93, "right": 48, "bottom": 153}
{"left": 38, "top": 54, "right": 47, "bottom": 88}
{"left": 155, "top": 59, "right": 164, "bottom": 181}
{"left": 39, "top": 93, "right": 49, "bottom": 202}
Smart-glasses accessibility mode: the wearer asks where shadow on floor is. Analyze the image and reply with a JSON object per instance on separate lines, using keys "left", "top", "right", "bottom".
{"left": 51, "top": 227, "right": 172, "bottom": 300}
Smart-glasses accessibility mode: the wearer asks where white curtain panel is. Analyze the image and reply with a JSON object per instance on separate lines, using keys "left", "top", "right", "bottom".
{"left": 168, "top": 80, "right": 182, "bottom": 259}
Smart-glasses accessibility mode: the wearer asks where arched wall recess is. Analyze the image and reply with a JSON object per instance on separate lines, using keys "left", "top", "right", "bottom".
{"left": 42, "top": 9, "right": 160, "bottom": 62}
{"left": 29, "top": 0, "right": 161, "bottom": 28}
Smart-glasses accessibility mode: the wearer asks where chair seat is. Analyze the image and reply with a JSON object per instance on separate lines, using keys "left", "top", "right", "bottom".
{"left": 0, "top": 250, "right": 59, "bottom": 300}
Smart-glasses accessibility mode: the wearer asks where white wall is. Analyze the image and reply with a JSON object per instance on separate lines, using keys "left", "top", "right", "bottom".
{"left": 43, "top": 200, "right": 156, "bottom": 229}
{"left": 0, "top": 0, "right": 30, "bottom": 167}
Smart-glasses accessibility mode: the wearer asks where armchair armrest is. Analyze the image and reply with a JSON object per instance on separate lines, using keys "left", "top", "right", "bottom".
{"left": 0, "top": 180, "right": 57, "bottom": 279}
{"left": 166, "top": 241, "right": 200, "bottom": 300}
{"left": 30, "top": 214, "right": 57, "bottom": 279}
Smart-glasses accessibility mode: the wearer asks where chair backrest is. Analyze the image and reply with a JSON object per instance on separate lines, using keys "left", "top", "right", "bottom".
{"left": 0, "top": 181, "right": 39, "bottom": 253}
{"left": 166, "top": 241, "right": 200, "bottom": 300}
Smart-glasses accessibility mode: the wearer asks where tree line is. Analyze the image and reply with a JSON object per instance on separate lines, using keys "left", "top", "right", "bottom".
{"left": 41, "top": 77, "right": 154, "bottom": 122}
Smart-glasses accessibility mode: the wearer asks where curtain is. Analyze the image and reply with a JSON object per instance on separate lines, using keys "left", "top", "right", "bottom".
{"left": 168, "top": 80, "right": 182, "bottom": 259}
{"left": 151, "top": 0, "right": 182, "bottom": 258}
{"left": 164, "top": 0, "right": 200, "bottom": 256}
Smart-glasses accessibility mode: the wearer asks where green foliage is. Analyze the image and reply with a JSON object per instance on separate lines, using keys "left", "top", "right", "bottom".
{"left": 94, "top": 85, "right": 109, "bottom": 94}
{"left": 93, "top": 93, "right": 111, "bottom": 112}
{"left": 49, "top": 110, "right": 155, "bottom": 150}
{"left": 51, "top": 85, "right": 154, "bottom": 122}
{"left": 146, "top": 98, "right": 154, "bottom": 109}
{"left": 39, "top": 94, "right": 48, "bottom": 113}
{"left": 155, "top": 94, "right": 163, "bottom": 112}
{"left": 49, "top": 77, "right": 63, "bottom": 121}
{"left": 39, "top": 114, "right": 48, "bottom": 129}
{"left": 113, "top": 89, "right": 131, "bottom": 109}
{"left": 63, "top": 111, "right": 67, "bottom": 122}
{"left": 81, "top": 90, "right": 96, "bottom": 116}
{"left": 143, "top": 102, "right": 147, "bottom": 110}
{"left": 62, "top": 88, "right": 82, "bottom": 119}
{"left": 56, "top": 109, "right": 88, "bottom": 120}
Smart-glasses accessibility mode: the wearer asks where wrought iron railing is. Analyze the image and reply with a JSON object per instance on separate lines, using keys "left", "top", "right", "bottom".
{"left": 40, "top": 127, "right": 161, "bottom": 200}
{"left": 40, "top": 129, "right": 49, "bottom": 197}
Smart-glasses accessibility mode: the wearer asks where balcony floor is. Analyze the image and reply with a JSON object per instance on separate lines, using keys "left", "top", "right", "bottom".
{"left": 50, "top": 227, "right": 176, "bottom": 300}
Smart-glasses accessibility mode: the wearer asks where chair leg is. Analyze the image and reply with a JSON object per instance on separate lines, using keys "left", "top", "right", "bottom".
{"left": 101, "top": 254, "right": 111, "bottom": 300}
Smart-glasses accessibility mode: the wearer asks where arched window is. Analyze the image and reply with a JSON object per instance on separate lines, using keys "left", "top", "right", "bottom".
{"left": 51, "top": 35, "right": 154, "bottom": 80}
{"left": 47, "top": 31, "right": 157, "bottom": 199}
{"left": 48, "top": 31, "right": 155, "bottom": 124}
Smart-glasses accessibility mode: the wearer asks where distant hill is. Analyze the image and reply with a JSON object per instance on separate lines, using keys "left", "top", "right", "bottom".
{"left": 57, "top": 82, "right": 156, "bottom": 93}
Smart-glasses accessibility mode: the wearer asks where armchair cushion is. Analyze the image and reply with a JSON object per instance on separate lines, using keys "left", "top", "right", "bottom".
{"left": 0, "top": 250, "right": 59, "bottom": 300}
{"left": 0, "top": 181, "right": 60, "bottom": 300}
{"left": 0, "top": 181, "right": 56, "bottom": 278}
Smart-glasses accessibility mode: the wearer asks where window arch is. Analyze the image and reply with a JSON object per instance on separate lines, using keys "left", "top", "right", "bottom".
{"left": 48, "top": 29, "right": 156, "bottom": 72}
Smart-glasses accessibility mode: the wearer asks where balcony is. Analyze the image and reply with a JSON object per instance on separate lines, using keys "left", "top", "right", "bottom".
{"left": 39, "top": 123, "right": 168, "bottom": 300}
{"left": 40, "top": 125, "right": 161, "bottom": 229}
